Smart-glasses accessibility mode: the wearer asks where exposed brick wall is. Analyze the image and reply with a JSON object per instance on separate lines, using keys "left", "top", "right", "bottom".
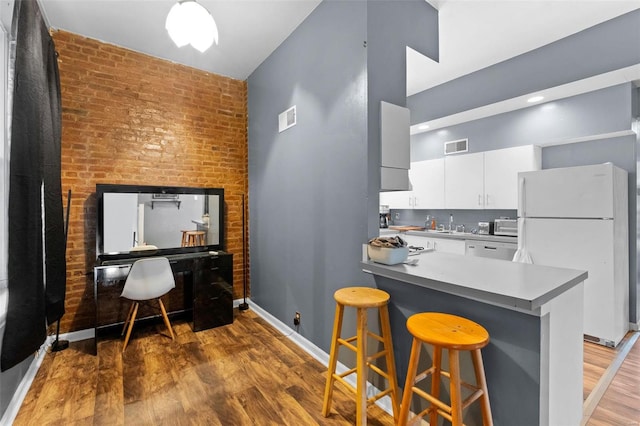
{"left": 52, "top": 30, "right": 248, "bottom": 333}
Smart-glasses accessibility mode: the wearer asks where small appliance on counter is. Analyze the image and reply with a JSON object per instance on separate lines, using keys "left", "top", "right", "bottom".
{"left": 477, "top": 221, "right": 494, "bottom": 235}
{"left": 494, "top": 218, "right": 518, "bottom": 236}
{"left": 379, "top": 205, "right": 390, "bottom": 228}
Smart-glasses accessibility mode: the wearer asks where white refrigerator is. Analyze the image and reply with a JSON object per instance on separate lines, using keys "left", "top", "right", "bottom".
{"left": 518, "top": 163, "right": 629, "bottom": 347}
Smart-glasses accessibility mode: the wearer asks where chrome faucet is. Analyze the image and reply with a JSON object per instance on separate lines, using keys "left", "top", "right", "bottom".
{"left": 449, "top": 214, "right": 454, "bottom": 231}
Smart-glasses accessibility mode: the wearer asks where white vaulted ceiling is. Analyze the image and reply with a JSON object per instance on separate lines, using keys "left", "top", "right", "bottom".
{"left": 31, "top": 0, "right": 640, "bottom": 94}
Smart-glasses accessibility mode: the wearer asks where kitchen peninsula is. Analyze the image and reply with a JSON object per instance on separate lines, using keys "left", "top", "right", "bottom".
{"left": 362, "top": 250, "right": 587, "bottom": 426}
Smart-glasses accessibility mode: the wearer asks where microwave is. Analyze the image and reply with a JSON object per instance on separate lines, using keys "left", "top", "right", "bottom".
{"left": 494, "top": 219, "right": 518, "bottom": 236}
{"left": 477, "top": 222, "right": 494, "bottom": 235}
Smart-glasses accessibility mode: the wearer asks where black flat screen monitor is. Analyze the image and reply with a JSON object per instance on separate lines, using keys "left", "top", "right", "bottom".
{"left": 96, "top": 184, "right": 224, "bottom": 256}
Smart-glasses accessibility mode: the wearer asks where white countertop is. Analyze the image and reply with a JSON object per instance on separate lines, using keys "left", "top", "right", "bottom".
{"left": 362, "top": 251, "right": 587, "bottom": 313}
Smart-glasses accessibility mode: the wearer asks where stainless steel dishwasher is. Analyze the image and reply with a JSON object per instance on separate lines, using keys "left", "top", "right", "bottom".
{"left": 465, "top": 240, "right": 517, "bottom": 260}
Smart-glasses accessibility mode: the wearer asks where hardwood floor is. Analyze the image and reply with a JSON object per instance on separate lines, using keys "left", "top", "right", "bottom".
{"left": 14, "top": 309, "right": 394, "bottom": 426}
{"left": 13, "top": 308, "right": 640, "bottom": 425}
{"left": 584, "top": 333, "right": 640, "bottom": 426}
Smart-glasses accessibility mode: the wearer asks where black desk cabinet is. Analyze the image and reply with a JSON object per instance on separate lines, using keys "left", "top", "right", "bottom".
{"left": 95, "top": 251, "right": 233, "bottom": 336}
{"left": 192, "top": 254, "right": 233, "bottom": 331}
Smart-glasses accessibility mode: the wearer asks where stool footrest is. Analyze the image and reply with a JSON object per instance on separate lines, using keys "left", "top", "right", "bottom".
{"left": 337, "top": 337, "right": 358, "bottom": 353}
{"left": 368, "top": 363, "right": 390, "bottom": 380}
{"left": 333, "top": 374, "right": 357, "bottom": 395}
{"left": 367, "top": 330, "right": 384, "bottom": 343}
{"left": 413, "top": 386, "right": 452, "bottom": 414}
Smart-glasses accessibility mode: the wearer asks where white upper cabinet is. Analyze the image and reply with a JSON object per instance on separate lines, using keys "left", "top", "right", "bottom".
{"left": 380, "top": 158, "right": 445, "bottom": 209}
{"left": 484, "top": 145, "right": 541, "bottom": 209}
{"left": 412, "top": 158, "right": 445, "bottom": 209}
{"left": 383, "top": 145, "right": 541, "bottom": 210}
{"left": 444, "top": 152, "right": 484, "bottom": 209}
{"left": 445, "top": 145, "right": 541, "bottom": 210}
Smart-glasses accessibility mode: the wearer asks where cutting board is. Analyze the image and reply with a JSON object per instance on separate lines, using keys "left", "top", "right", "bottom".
{"left": 389, "top": 226, "right": 425, "bottom": 232}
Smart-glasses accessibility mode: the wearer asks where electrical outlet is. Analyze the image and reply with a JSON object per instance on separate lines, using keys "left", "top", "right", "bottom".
{"left": 395, "top": 212, "right": 400, "bottom": 220}
{"left": 294, "top": 312, "right": 301, "bottom": 326}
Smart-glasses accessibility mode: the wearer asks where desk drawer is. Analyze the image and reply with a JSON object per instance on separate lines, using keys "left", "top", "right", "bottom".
{"left": 192, "top": 255, "right": 233, "bottom": 331}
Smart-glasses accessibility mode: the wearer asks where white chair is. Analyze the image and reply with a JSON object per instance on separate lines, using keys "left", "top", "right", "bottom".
{"left": 120, "top": 257, "right": 176, "bottom": 352}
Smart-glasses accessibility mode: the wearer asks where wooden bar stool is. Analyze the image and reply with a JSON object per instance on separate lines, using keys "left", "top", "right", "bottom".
{"left": 185, "top": 231, "right": 205, "bottom": 246}
{"left": 398, "top": 312, "right": 493, "bottom": 426}
{"left": 322, "top": 286, "right": 400, "bottom": 425}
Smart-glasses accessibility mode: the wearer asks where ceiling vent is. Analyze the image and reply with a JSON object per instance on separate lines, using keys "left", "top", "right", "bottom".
{"left": 444, "top": 138, "right": 468, "bottom": 155}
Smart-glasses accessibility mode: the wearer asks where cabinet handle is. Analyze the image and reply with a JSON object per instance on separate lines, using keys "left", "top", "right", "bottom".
{"left": 414, "top": 197, "right": 418, "bottom": 206}
{"left": 434, "top": 241, "right": 437, "bottom": 250}
{"left": 486, "top": 194, "right": 489, "bottom": 206}
{"left": 409, "top": 196, "right": 412, "bottom": 206}
{"left": 478, "top": 194, "right": 482, "bottom": 205}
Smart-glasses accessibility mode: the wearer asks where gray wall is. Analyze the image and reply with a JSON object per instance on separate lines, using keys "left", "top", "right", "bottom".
{"left": 408, "top": 10, "right": 640, "bottom": 124}
{"left": 247, "top": 0, "right": 437, "bottom": 355}
{"left": 248, "top": 0, "right": 369, "bottom": 352}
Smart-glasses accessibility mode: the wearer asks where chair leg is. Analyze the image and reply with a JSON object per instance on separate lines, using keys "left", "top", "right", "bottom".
{"left": 449, "top": 349, "right": 463, "bottom": 426}
{"left": 379, "top": 304, "right": 400, "bottom": 422}
{"left": 121, "top": 302, "right": 136, "bottom": 336}
{"left": 399, "top": 337, "right": 421, "bottom": 426}
{"left": 430, "top": 346, "right": 443, "bottom": 425}
{"left": 355, "top": 306, "right": 368, "bottom": 426}
{"left": 472, "top": 348, "right": 493, "bottom": 426}
{"left": 322, "top": 302, "right": 344, "bottom": 417}
{"left": 122, "top": 302, "right": 139, "bottom": 352}
{"left": 158, "top": 298, "right": 175, "bottom": 340}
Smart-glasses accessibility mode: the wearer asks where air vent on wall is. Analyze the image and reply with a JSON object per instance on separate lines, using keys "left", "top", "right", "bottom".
{"left": 444, "top": 138, "right": 468, "bottom": 155}
{"left": 278, "top": 105, "right": 296, "bottom": 133}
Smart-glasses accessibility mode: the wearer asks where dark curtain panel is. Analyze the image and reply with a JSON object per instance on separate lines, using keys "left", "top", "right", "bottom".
{"left": 1, "top": 0, "right": 65, "bottom": 372}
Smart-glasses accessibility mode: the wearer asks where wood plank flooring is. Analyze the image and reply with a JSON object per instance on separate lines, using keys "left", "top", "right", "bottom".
{"left": 14, "top": 309, "right": 394, "bottom": 426}
{"left": 13, "top": 308, "right": 640, "bottom": 425}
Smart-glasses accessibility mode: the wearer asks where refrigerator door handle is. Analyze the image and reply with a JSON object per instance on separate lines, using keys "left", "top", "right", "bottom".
{"left": 518, "top": 176, "right": 525, "bottom": 217}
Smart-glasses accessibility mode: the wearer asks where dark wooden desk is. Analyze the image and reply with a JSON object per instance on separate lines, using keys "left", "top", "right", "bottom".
{"left": 94, "top": 250, "right": 233, "bottom": 344}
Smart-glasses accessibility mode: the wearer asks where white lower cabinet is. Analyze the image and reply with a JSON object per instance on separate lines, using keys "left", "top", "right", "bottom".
{"left": 402, "top": 235, "right": 465, "bottom": 255}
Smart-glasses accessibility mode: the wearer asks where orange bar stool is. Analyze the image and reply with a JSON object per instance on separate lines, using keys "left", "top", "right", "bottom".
{"left": 398, "top": 312, "right": 493, "bottom": 426}
{"left": 322, "top": 286, "right": 401, "bottom": 425}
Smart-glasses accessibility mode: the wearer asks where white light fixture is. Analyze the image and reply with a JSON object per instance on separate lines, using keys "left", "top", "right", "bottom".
{"left": 165, "top": 0, "right": 218, "bottom": 53}
{"left": 527, "top": 95, "right": 544, "bottom": 103}
{"left": 418, "top": 124, "right": 430, "bottom": 130}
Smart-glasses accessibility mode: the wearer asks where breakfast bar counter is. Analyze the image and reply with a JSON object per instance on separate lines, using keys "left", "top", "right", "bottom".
{"left": 362, "top": 251, "right": 587, "bottom": 426}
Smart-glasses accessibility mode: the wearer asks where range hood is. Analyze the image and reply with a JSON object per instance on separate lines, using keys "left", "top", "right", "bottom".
{"left": 380, "top": 101, "right": 410, "bottom": 191}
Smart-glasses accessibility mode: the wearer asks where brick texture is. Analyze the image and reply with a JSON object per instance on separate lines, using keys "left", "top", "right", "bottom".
{"left": 52, "top": 30, "right": 249, "bottom": 333}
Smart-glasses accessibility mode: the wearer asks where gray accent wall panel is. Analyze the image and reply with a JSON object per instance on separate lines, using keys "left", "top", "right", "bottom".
{"left": 247, "top": 0, "right": 438, "bottom": 356}
{"left": 248, "top": 0, "right": 368, "bottom": 352}
{"left": 376, "top": 276, "right": 541, "bottom": 426}
{"left": 411, "top": 84, "right": 633, "bottom": 162}
{"left": 366, "top": 0, "right": 438, "bottom": 237}
{"left": 408, "top": 9, "right": 640, "bottom": 124}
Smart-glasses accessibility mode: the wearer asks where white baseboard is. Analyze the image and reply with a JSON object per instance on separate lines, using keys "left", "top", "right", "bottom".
{"left": 238, "top": 298, "right": 395, "bottom": 417}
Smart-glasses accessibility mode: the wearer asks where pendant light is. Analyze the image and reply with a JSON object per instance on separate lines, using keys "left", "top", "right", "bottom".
{"left": 165, "top": 0, "right": 219, "bottom": 53}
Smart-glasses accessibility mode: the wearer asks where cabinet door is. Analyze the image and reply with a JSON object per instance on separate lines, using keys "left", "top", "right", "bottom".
{"left": 381, "top": 101, "right": 410, "bottom": 169}
{"left": 380, "top": 190, "right": 414, "bottom": 209}
{"left": 412, "top": 158, "right": 445, "bottom": 209}
{"left": 192, "top": 255, "right": 233, "bottom": 332}
{"left": 445, "top": 152, "right": 484, "bottom": 209}
{"left": 433, "top": 238, "right": 466, "bottom": 255}
{"left": 484, "top": 145, "right": 541, "bottom": 209}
